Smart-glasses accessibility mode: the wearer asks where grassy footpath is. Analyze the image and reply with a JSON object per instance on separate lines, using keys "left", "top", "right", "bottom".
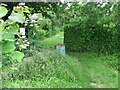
{"left": 69, "top": 52, "right": 118, "bottom": 88}
{"left": 2, "top": 32, "right": 118, "bottom": 88}
{"left": 41, "top": 32, "right": 64, "bottom": 48}
{"left": 42, "top": 32, "right": 118, "bottom": 88}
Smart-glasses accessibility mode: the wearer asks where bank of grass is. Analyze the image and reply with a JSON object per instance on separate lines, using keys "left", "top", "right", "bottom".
{"left": 2, "top": 32, "right": 118, "bottom": 88}
{"left": 2, "top": 49, "right": 91, "bottom": 88}
{"left": 41, "top": 32, "right": 64, "bottom": 48}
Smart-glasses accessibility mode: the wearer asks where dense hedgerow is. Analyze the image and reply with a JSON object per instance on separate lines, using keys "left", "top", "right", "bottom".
{"left": 64, "top": 3, "right": 120, "bottom": 55}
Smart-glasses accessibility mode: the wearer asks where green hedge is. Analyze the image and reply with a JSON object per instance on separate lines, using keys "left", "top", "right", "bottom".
{"left": 64, "top": 18, "right": 120, "bottom": 54}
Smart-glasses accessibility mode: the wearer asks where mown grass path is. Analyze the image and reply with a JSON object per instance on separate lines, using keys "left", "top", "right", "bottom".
{"left": 41, "top": 32, "right": 64, "bottom": 48}
{"left": 41, "top": 32, "right": 118, "bottom": 88}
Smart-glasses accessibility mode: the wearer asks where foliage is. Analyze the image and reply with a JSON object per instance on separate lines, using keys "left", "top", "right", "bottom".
{"left": 27, "top": 11, "right": 63, "bottom": 48}
{"left": 64, "top": 2, "right": 120, "bottom": 54}
{"left": 2, "top": 49, "right": 118, "bottom": 88}
{"left": 2, "top": 79, "right": 82, "bottom": 88}
{"left": 1, "top": 2, "right": 119, "bottom": 89}
{"left": 0, "top": 6, "right": 8, "bottom": 18}
{"left": 27, "top": 13, "right": 52, "bottom": 40}
{"left": 2, "top": 2, "right": 66, "bottom": 49}
{"left": 100, "top": 54, "right": 118, "bottom": 70}
{"left": 1, "top": 4, "right": 29, "bottom": 65}
{"left": 2, "top": 28, "right": 118, "bottom": 88}
{"left": 2, "top": 50, "right": 80, "bottom": 86}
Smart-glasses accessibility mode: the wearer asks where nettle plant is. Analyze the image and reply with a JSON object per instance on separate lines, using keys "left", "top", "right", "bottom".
{"left": 0, "top": 4, "right": 30, "bottom": 65}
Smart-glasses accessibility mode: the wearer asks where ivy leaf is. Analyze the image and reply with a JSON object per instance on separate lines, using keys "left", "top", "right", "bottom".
{"left": 2, "top": 42, "right": 16, "bottom": 53}
{"left": 0, "top": 6, "right": 8, "bottom": 18}
{"left": 8, "top": 11, "right": 25, "bottom": 24}
{"left": 9, "top": 51, "right": 24, "bottom": 62}
{"left": 2, "top": 32, "right": 16, "bottom": 41}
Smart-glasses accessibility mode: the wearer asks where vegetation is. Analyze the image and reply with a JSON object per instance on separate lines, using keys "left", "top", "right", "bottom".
{"left": 64, "top": 2, "right": 120, "bottom": 54}
{"left": 1, "top": 1, "right": 119, "bottom": 89}
{"left": 2, "top": 32, "right": 118, "bottom": 88}
{"left": 1, "top": 4, "right": 28, "bottom": 65}
{"left": 41, "top": 32, "right": 64, "bottom": 48}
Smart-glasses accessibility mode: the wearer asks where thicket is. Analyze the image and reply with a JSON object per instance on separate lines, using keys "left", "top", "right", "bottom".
{"left": 64, "top": 2, "right": 120, "bottom": 55}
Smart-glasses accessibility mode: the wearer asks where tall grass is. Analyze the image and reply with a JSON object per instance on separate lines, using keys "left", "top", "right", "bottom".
{"left": 2, "top": 49, "right": 83, "bottom": 88}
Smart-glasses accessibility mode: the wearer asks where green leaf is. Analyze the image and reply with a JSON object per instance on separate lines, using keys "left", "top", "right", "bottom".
{"left": 8, "top": 24, "right": 20, "bottom": 35}
{"left": 109, "top": 22, "right": 115, "bottom": 28}
{"left": 0, "top": 62, "right": 2, "bottom": 68}
{"left": 8, "top": 11, "right": 25, "bottom": 24}
{"left": 24, "top": 6, "right": 30, "bottom": 13}
{"left": 2, "top": 32, "right": 16, "bottom": 41}
{"left": 2, "top": 41, "right": 16, "bottom": 53}
{"left": 9, "top": 51, "right": 24, "bottom": 62}
{"left": 0, "top": 26, "right": 4, "bottom": 30}
{"left": 0, "top": 19, "right": 6, "bottom": 29}
{"left": 9, "top": 67, "right": 19, "bottom": 71}
{"left": 0, "top": 6, "right": 8, "bottom": 18}
{"left": 6, "top": 19, "right": 16, "bottom": 25}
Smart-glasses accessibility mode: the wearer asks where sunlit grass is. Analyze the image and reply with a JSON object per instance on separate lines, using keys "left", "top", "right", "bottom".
{"left": 41, "top": 32, "right": 64, "bottom": 48}
{"left": 68, "top": 52, "right": 118, "bottom": 88}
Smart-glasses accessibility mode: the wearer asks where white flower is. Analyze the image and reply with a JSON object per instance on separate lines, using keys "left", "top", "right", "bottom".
{"left": 30, "top": 24, "right": 34, "bottom": 26}
{"left": 20, "top": 28, "right": 25, "bottom": 35}
{"left": 33, "top": 33, "right": 36, "bottom": 35}
{"left": 35, "top": 24, "right": 38, "bottom": 26}
{"left": 24, "top": 44, "right": 29, "bottom": 46}
{"left": 21, "top": 36, "right": 26, "bottom": 38}
{"left": 39, "top": 18, "right": 43, "bottom": 20}
{"left": 16, "top": 42, "right": 19, "bottom": 44}
{"left": 19, "top": 45, "right": 26, "bottom": 49}
{"left": 36, "top": 26, "right": 39, "bottom": 28}
{"left": 27, "top": 42, "right": 30, "bottom": 44}
{"left": 31, "top": 20, "right": 37, "bottom": 22}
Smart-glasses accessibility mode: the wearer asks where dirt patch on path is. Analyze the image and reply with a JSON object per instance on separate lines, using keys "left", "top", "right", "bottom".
{"left": 90, "top": 82, "right": 107, "bottom": 88}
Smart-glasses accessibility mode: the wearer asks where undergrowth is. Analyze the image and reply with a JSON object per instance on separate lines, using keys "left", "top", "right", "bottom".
{"left": 2, "top": 49, "right": 118, "bottom": 88}
{"left": 2, "top": 49, "right": 84, "bottom": 88}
